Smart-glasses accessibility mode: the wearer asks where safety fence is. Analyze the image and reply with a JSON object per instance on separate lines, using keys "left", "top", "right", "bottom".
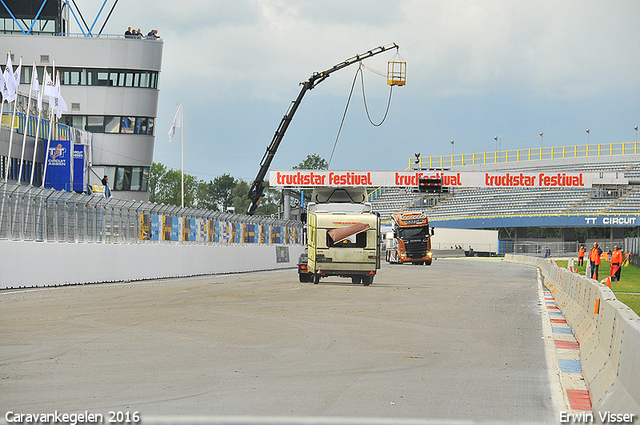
{"left": 506, "top": 254, "right": 640, "bottom": 415}
{"left": 412, "top": 141, "right": 640, "bottom": 169}
{"left": 0, "top": 181, "right": 303, "bottom": 245}
{"left": 624, "top": 237, "right": 640, "bottom": 256}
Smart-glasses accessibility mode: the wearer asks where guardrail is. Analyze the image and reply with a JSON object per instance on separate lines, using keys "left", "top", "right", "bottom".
{"left": 412, "top": 142, "right": 640, "bottom": 169}
{"left": 0, "top": 181, "right": 303, "bottom": 245}
{"left": 505, "top": 254, "right": 640, "bottom": 415}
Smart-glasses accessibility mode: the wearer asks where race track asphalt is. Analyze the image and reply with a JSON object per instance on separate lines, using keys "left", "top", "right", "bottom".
{"left": 0, "top": 258, "right": 558, "bottom": 423}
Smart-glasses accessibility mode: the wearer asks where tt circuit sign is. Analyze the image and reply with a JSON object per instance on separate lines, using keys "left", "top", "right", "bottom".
{"left": 270, "top": 170, "right": 627, "bottom": 189}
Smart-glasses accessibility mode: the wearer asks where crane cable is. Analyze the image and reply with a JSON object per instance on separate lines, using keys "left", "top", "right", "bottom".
{"left": 360, "top": 66, "right": 394, "bottom": 127}
{"left": 328, "top": 63, "right": 394, "bottom": 167}
{"left": 328, "top": 65, "right": 361, "bottom": 168}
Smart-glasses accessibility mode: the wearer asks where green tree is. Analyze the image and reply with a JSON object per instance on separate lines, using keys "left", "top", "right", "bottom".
{"left": 211, "top": 173, "right": 237, "bottom": 211}
{"left": 257, "top": 180, "right": 280, "bottom": 216}
{"left": 148, "top": 162, "right": 167, "bottom": 203}
{"left": 231, "top": 180, "right": 251, "bottom": 215}
{"left": 292, "top": 154, "right": 328, "bottom": 170}
{"left": 148, "top": 162, "right": 199, "bottom": 208}
{"left": 195, "top": 180, "right": 218, "bottom": 211}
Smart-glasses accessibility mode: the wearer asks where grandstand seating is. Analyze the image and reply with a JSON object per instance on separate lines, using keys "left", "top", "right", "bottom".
{"left": 369, "top": 152, "right": 640, "bottom": 221}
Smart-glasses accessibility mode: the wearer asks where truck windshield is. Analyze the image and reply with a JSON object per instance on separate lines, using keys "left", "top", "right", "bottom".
{"left": 398, "top": 227, "right": 429, "bottom": 240}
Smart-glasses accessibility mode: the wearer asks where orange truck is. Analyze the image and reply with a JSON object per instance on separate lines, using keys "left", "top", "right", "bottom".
{"left": 385, "top": 211, "right": 433, "bottom": 265}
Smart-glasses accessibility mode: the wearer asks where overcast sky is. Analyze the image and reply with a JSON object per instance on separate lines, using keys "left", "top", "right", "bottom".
{"left": 78, "top": 0, "right": 640, "bottom": 182}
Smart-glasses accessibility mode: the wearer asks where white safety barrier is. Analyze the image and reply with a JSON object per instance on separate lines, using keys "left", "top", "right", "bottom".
{"left": 0, "top": 240, "right": 305, "bottom": 289}
{"left": 505, "top": 254, "right": 640, "bottom": 415}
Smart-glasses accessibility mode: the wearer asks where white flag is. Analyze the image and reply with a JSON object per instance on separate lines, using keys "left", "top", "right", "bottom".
{"left": 31, "top": 62, "right": 42, "bottom": 111}
{"left": 0, "top": 69, "right": 6, "bottom": 101}
{"left": 13, "top": 56, "right": 22, "bottom": 88}
{"left": 43, "top": 69, "right": 55, "bottom": 98}
{"left": 3, "top": 52, "right": 17, "bottom": 102}
{"left": 54, "top": 71, "right": 68, "bottom": 118}
{"left": 168, "top": 102, "right": 182, "bottom": 141}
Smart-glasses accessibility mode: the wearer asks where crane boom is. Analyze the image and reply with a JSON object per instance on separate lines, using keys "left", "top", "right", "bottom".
{"left": 246, "top": 43, "right": 400, "bottom": 215}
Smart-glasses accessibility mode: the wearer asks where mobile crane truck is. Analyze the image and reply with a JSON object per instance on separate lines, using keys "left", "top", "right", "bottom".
{"left": 246, "top": 43, "right": 402, "bottom": 215}
{"left": 386, "top": 211, "right": 433, "bottom": 265}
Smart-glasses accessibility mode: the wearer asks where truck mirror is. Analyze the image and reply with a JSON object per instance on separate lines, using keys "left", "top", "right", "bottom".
{"left": 431, "top": 228, "right": 435, "bottom": 236}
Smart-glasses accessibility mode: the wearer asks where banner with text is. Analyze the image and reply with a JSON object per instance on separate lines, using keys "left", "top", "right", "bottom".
{"left": 44, "top": 140, "right": 72, "bottom": 191}
{"left": 270, "top": 170, "right": 627, "bottom": 189}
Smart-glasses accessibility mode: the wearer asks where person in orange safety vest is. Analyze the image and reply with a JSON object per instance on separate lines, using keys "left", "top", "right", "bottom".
{"left": 578, "top": 246, "right": 586, "bottom": 266}
{"left": 610, "top": 245, "right": 623, "bottom": 282}
{"left": 589, "top": 242, "right": 602, "bottom": 281}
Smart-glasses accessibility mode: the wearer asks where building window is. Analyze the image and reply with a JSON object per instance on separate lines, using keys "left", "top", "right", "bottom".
{"left": 105, "top": 116, "right": 120, "bottom": 133}
{"left": 62, "top": 115, "right": 155, "bottom": 135}
{"left": 97, "top": 71, "right": 110, "bottom": 86}
{"left": 86, "top": 116, "right": 105, "bottom": 133}
{"left": 121, "top": 117, "right": 135, "bottom": 134}
{"left": 105, "top": 166, "right": 150, "bottom": 192}
{"left": 136, "top": 117, "right": 148, "bottom": 134}
{"left": 28, "top": 67, "right": 159, "bottom": 89}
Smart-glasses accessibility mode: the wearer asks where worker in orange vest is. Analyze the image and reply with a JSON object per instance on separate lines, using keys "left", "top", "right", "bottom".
{"left": 578, "top": 246, "right": 586, "bottom": 266}
{"left": 610, "top": 245, "right": 623, "bottom": 282}
{"left": 589, "top": 242, "right": 602, "bottom": 281}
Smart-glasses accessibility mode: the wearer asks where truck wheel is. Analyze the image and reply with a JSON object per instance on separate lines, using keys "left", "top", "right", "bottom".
{"left": 313, "top": 274, "right": 320, "bottom": 284}
{"left": 351, "top": 276, "right": 362, "bottom": 284}
{"left": 363, "top": 276, "right": 373, "bottom": 286}
{"left": 425, "top": 260, "right": 432, "bottom": 266}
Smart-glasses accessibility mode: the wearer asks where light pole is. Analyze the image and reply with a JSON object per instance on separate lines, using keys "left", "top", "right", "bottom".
{"left": 450, "top": 140, "right": 455, "bottom": 156}
{"left": 586, "top": 128, "right": 590, "bottom": 144}
{"left": 635, "top": 126, "right": 638, "bottom": 142}
{"left": 539, "top": 132, "right": 544, "bottom": 148}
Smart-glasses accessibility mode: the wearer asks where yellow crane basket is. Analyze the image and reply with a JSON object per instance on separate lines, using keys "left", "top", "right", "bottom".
{"left": 387, "top": 60, "right": 406, "bottom": 86}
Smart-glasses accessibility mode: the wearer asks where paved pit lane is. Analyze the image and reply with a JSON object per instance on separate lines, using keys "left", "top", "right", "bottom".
{"left": 0, "top": 258, "right": 558, "bottom": 422}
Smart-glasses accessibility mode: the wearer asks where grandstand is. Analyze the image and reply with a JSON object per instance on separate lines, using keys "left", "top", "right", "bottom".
{"left": 369, "top": 142, "right": 640, "bottom": 227}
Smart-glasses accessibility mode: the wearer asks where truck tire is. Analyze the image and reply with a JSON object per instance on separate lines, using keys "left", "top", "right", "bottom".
{"left": 351, "top": 276, "right": 362, "bottom": 284}
{"left": 363, "top": 275, "right": 373, "bottom": 286}
{"left": 313, "top": 274, "right": 320, "bottom": 284}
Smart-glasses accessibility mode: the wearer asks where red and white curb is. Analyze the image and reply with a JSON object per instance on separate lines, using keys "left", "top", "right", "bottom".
{"left": 537, "top": 269, "right": 592, "bottom": 416}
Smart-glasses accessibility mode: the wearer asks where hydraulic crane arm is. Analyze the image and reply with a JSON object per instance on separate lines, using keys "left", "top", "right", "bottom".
{"left": 247, "top": 43, "right": 400, "bottom": 215}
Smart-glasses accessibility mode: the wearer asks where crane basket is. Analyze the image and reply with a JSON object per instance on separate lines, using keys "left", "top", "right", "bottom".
{"left": 387, "top": 60, "right": 406, "bottom": 86}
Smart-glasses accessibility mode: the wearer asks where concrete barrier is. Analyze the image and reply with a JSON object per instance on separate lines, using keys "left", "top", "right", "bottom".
{"left": 0, "top": 240, "right": 305, "bottom": 289}
{"left": 505, "top": 254, "right": 640, "bottom": 416}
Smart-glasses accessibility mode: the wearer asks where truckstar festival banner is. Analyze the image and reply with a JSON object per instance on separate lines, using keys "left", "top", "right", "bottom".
{"left": 270, "top": 170, "right": 627, "bottom": 189}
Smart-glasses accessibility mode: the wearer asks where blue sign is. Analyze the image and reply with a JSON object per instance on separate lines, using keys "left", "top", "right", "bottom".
{"left": 151, "top": 215, "right": 161, "bottom": 241}
{"left": 171, "top": 217, "right": 180, "bottom": 241}
{"left": 430, "top": 215, "right": 640, "bottom": 229}
{"left": 73, "top": 145, "right": 87, "bottom": 192}
{"left": 43, "top": 140, "right": 71, "bottom": 191}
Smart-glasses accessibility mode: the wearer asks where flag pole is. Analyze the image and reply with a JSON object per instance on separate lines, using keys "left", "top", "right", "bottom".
{"left": 167, "top": 101, "right": 184, "bottom": 206}
{"left": 18, "top": 61, "right": 36, "bottom": 184}
{"left": 41, "top": 66, "right": 52, "bottom": 187}
{"left": 30, "top": 66, "right": 43, "bottom": 186}
{"left": 181, "top": 102, "right": 184, "bottom": 208}
{"left": 5, "top": 91, "right": 18, "bottom": 182}
{"left": 5, "top": 55, "right": 21, "bottom": 182}
{"left": 1, "top": 51, "right": 9, "bottom": 177}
